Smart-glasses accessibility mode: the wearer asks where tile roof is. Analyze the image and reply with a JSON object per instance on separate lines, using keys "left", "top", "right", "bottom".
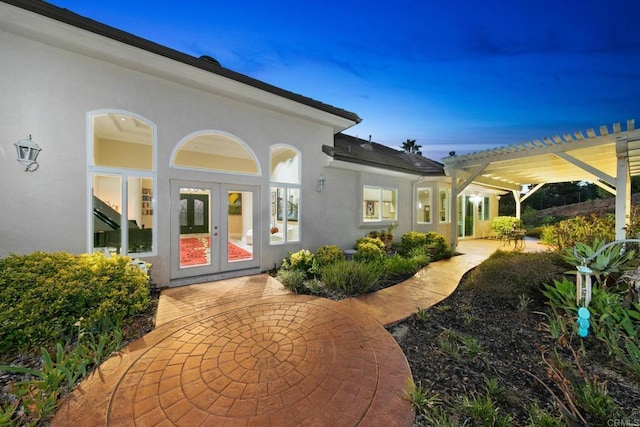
{"left": 4, "top": 0, "right": 362, "bottom": 125}
{"left": 324, "top": 134, "right": 444, "bottom": 176}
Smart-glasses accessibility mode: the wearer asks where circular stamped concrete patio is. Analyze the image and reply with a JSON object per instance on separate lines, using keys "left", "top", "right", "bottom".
{"left": 52, "top": 295, "right": 413, "bottom": 426}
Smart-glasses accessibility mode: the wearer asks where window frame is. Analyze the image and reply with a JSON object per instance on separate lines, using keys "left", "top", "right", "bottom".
{"left": 478, "top": 196, "right": 490, "bottom": 221}
{"left": 439, "top": 189, "right": 450, "bottom": 223}
{"left": 87, "top": 110, "right": 157, "bottom": 256}
{"left": 269, "top": 145, "right": 301, "bottom": 245}
{"left": 415, "top": 187, "right": 432, "bottom": 224}
{"left": 362, "top": 185, "right": 398, "bottom": 223}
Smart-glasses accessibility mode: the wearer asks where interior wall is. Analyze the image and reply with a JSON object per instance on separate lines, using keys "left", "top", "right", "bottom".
{"left": 174, "top": 149, "right": 257, "bottom": 173}
{"left": 94, "top": 137, "right": 152, "bottom": 170}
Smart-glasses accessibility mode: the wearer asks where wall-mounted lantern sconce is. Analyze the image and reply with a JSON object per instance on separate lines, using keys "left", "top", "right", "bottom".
{"left": 316, "top": 175, "right": 325, "bottom": 192}
{"left": 15, "top": 135, "right": 42, "bottom": 172}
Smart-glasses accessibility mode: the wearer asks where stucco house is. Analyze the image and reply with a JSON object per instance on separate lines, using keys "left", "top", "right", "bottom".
{"left": 1, "top": 0, "right": 501, "bottom": 287}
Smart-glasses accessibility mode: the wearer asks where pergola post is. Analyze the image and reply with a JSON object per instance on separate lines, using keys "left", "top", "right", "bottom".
{"left": 450, "top": 172, "right": 458, "bottom": 252}
{"left": 512, "top": 189, "right": 521, "bottom": 219}
{"left": 616, "top": 137, "right": 631, "bottom": 240}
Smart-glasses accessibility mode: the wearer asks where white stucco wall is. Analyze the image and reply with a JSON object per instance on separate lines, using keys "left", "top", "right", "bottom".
{"left": 0, "top": 5, "right": 355, "bottom": 286}
{"left": 1, "top": 3, "right": 502, "bottom": 289}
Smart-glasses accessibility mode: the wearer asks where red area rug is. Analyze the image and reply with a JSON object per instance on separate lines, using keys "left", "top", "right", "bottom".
{"left": 180, "top": 236, "right": 210, "bottom": 267}
{"left": 228, "top": 241, "right": 253, "bottom": 262}
{"left": 180, "top": 237, "right": 252, "bottom": 266}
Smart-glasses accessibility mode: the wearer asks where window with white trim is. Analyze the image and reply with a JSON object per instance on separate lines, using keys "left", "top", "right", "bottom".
{"left": 90, "top": 112, "right": 155, "bottom": 255}
{"left": 363, "top": 186, "right": 398, "bottom": 222}
{"left": 416, "top": 188, "right": 432, "bottom": 224}
{"left": 270, "top": 146, "right": 300, "bottom": 244}
{"left": 439, "top": 189, "right": 450, "bottom": 223}
{"left": 478, "top": 196, "right": 490, "bottom": 221}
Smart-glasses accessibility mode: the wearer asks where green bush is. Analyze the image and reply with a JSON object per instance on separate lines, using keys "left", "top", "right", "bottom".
{"left": 540, "top": 225, "right": 556, "bottom": 245}
{"left": 406, "top": 246, "right": 431, "bottom": 269}
{"left": 383, "top": 255, "right": 419, "bottom": 276}
{"left": 313, "top": 245, "right": 345, "bottom": 268}
{"left": 525, "top": 226, "right": 544, "bottom": 239}
{"left": 521, "top": 206, "right": 538, "bottom": 227}
{"left": 355, "top": 237, "right": 386, "bottom": 252}
{"left": 550, "top": 214, "right": 615, "bottom": 252}
{"left": 462, "top": 250, "right": 569, "bottom": 300}
{"left": 424, "top": 232, "right": 452, "bottom": 261}
{"left": 491, "top": 216, "right": 521, "bottom": 237}
{"left": 277, "top": 269, "right": 307, "bottom": 293}
{"left": 281, "top": 249, "right": 314, "bottom": 273}
{"left": 0, "top": 251, "right": 150, "bottom": 355}
{"left": 320, "top": 260, "right": 383, "bottom": 296}
{"left": 401, "top": 231, "right": 427, "bottom": 251}
{"left": 354, "top": 242, "right": 385, "bottom": 262}
{"left": 399, "top": 231, "right": 451, "bottom": 261}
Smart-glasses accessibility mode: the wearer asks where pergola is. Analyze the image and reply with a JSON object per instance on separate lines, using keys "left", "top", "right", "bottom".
{"left": 442, "top": 119, "right": 640, "bottom": 250}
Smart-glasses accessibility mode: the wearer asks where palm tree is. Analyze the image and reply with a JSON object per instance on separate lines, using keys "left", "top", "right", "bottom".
{"left": 401, "top": 139, "right": 422, "bottom": 155}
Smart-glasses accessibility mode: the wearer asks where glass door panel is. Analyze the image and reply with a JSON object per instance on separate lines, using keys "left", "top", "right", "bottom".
{"left": 457, "top": 195, "right": 475, "bottom": 238}
{"left": 171, "top": 181, "right": 259, "bottom": 280}
{"left": 179, "top": 188, "right": 212, "bottom": 268}
{"left": 128, "top": 177, "right": 153, "bottom": 254}
{"left": 226, "top": 190, "right": 254, "bottom": 263}
{"left": 93, "top": 174, "right": 122, "bottom": 255}
{"left": 464, "top": 196, "right": 474, "bottom": 237}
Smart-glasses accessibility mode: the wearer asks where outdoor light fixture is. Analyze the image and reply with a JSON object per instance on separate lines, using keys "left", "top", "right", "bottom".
{"left": 316, "top": 175, "right": 325, "bottom": 192}
{"left": 14, "top": 135, "right": 42, "bottom": 172}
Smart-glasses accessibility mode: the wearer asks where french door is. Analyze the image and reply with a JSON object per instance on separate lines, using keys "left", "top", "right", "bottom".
{"left": 457, "top": 195, "right": 475, "bottom": 238}
{"left": 171, "top": 180, "right": 259, "bottom": 279}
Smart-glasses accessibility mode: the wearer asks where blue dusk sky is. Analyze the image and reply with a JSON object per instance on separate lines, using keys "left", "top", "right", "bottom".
{"left": 48, "top": 0, "right": 640, "bottom": 160}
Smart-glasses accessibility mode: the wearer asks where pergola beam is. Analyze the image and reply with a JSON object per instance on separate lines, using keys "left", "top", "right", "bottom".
{"left": 553, "top": 151, "right": 616, "bottom": 186}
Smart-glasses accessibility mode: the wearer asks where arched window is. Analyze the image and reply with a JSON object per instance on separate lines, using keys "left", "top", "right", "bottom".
{"left": 89, "top": 111, "right": 156, "bottom": 255}
{"left": 270, "top": 145, "right": 300, "bottom": 244}
{"left": 171, "top": 131, "right": 259, "bottom": 175}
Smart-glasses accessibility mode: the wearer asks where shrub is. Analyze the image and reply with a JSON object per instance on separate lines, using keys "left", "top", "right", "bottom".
{"left": 354, "top": 242, "right": 385, "bottom": 262}
{"left": 0, "top": 251, "right": 150, "bottom": 355}
{"left": 320, "top": 260, "right": 383, "bottom": 296}
{"left": 277, "top": 269, "right": 307, "bottom": 293}
{"left": 401, "top": 231, "right": 427, "bottom": 251}
{"left": 521, "top": 206, "right": 538, "bottom": 227}
{"left": 424, "top": 232, "right": 452, "bottom": 261}
{"left": 355, "top": 237, "right": 385, "bottom": 252}
{"left": 562, "top": 238, "right": 635, "bottom": 287}
{"left": 525, "top": 226, "right": 545, "bottom": 239}
{"left": 281, "top": 249, "right": 314, "bottom": 273}
{"left": 313, "top": 245, "right": 345, "bottom": 268}
{"left": 491, "top": 216, "right": 521, "bottom": 237}
{"left": 406, "top": 246, "right": 431, "bottom": 269}
{"left": 400, "top": 231, "right": 451, "bottom": 261}
{"left": 383, "top": 255, "right": 419, "bottom": 277}
{"left": 540, "top": 225, "right": 556, "bottom": 245}
{"left": 462, "top": 250, "right": 569, "bottom": 300}
{"left": 550, "top": 214, "right": 615, "bottom": 252}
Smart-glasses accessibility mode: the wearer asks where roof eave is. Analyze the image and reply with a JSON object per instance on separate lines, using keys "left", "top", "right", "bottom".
{"left": 3, "top": 0, "right": 362, "bottom": 127}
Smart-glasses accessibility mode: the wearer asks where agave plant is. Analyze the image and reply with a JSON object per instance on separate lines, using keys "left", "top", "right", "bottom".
{"left": 563, "top": 238, "right": 635, "bottom": 286}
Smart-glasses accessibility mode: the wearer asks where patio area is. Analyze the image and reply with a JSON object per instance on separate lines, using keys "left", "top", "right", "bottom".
{"left": 52, "top": 238, "right": 543, "bottom": 426}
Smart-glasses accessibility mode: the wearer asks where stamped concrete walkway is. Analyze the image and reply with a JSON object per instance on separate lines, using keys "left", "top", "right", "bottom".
{"left": 53, "top": 239, "right": 541, "bottom": 426}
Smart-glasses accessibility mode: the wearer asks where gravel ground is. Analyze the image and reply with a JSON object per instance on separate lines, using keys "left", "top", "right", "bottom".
{"left": 388, "top": 276, "right": 640, "bottom": 426}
